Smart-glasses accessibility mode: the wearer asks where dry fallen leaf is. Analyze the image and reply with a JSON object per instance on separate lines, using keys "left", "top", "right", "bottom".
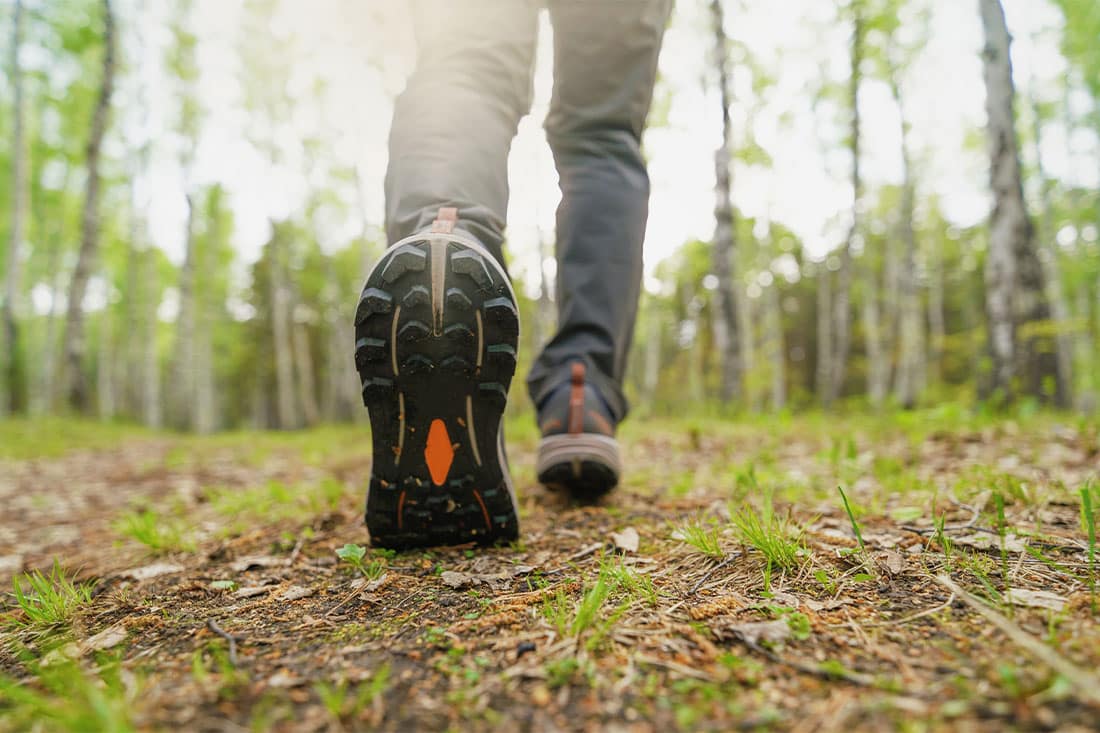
{"left": 82, "top": 623, "right": 128, "bottom": 652}
{"left": 121, "top": 563, "right": 184, "bottom": 581}
{"left": 234, "top": 585, "right": 272, "bottom": 599}
{"left": 280, "top": 585, "right": 315, "bottom": 601}
{"left": 713, "top": 618, "right": 791, "bottom": 645}
{"left": 610, "top": 527, "right": 640, "bottom": 553}
{"left": 951, "top": 533, "right": 1027, "bottom": 553}
{"left": 230, "top": 555, "right": 290, "bottom": 572}
{"left": 1005, "top": 588, "right": 1067, "bottom": 611}
{"left": 0, "top": 554, "right": 23, "bottom": 577}
{"left": 882, "top": 549, "right": 906, "bottom": 575}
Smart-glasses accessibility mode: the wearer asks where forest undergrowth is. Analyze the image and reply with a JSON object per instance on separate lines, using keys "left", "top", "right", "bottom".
{"left": 1, "top": 411, "right": 1098, "bottom": 731}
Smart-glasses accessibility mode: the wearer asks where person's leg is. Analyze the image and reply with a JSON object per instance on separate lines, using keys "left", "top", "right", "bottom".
{"left": 384, "top": 0, "right": 539, "bottom": 262}
{"left": 528, "top": 0, "right": 673, "bottom": 422}
{"left": 360, "top": 1, "right": 537, "bottom": 549}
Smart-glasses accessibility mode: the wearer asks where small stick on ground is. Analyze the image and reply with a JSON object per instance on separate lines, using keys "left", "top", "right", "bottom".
{"left": 206, "top": 619, "right": 241, "bottom": 666}
{"left": 935, "top": 574, "right": 1100, "bottom": 708}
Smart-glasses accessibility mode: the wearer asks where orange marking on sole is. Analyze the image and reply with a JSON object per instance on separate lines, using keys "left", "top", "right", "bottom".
{"left": 397, "top": 490, "right": 406, "bottom": 529}
{"left": 425, "top": 419, "right": 455, "bottom": 486}
{"left": 472, "top": 489, "right": 492, "bottom": 531}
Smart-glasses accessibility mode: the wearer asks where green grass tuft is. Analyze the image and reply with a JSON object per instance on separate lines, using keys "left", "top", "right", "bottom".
{"left": 113, "top": 509, "right": 196, "bottom": 555}
{"left": 675, "top": 521, "right": 724, "bottom": 558}
{"left": 10, "top": 560, "right": 95, "bottom": 628}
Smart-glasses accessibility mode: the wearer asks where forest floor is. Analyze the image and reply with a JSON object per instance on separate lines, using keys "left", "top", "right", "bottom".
{"left": 1, "top": 409, "right": 1099, "bottom": 732}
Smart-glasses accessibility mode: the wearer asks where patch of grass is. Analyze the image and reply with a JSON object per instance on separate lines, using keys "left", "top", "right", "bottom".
{"left": 315, "top": 663, "right": 391, "bottom": 723}
{"left": 0, "top": 418, "right": 150, "bottom": 460}
{"left": 10, "top": 561, "right": 95, "bottom": 628}
{"left": 0, "top": 654, "right": 141, "bottom": 732}
{"left": 207, "top": 478, "right": 348, "bottom": 533}
{"left": 674, "top": 521, "right": 724, "bottom": 558}
{"left": 731, "top": 502, "right": 802, "bottom": 586}
{"left": 544, "top": 657, "right": 580, "bottom": 689}
{"left": 836, "top": 486, "right": 866, "bottom": 555}
{"left": 1082, "top": 484, "right": 1096, "bottom": 613}
{"left": 113, "top": 509, "right": 196, "bottom": 555}
{"left": 542, "top": 559, "right": 632, "bottom": 648}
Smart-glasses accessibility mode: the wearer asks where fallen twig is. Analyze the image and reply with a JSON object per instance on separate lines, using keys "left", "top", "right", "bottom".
{"left": 206, "top": 619, "right": 241, "bottom": 666}
{"left": 934, "top": 574, "right": 1100, "bottom": 708}
{"left": 873, "top": 592, "right": 956, "bottom": 627}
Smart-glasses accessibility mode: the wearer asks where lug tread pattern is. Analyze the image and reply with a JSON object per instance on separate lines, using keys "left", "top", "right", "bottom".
{"left": 354, "top": 235, "right": 520, "bottom": 549}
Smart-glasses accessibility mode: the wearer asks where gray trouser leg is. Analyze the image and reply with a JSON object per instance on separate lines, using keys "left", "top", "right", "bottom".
{"left": 384, "top": 1, "right": 538, "bottom": 263}
{"left": 525, "top": 0, "right": 673, "bottom": 423}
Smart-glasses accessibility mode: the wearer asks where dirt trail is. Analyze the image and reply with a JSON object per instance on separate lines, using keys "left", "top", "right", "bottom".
{"left": 1, "top": 417, "right": 1098, "bottom": 731}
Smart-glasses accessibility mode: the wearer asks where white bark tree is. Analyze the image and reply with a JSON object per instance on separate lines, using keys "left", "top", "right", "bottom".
{"left": 64, "top": 0, "right": 116, "bottom": 412}
{"left": 708, "top": 0, "right": 742, "bottom": 404}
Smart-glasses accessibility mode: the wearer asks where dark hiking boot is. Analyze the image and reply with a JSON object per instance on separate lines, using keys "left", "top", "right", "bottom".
{"left": 354, "top": 207, "right": 521, "bottom": 549}
{"left": 535, "top": 362, "right": 621, "bottom": 501}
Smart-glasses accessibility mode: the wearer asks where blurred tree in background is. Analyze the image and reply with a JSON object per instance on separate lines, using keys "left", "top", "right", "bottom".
{"left": 0, "top": 0, "right": 1098, "bottom": 430}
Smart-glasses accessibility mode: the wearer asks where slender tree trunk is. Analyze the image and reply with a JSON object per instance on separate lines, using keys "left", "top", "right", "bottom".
{"left": 828, "top": 5, "right": 864, "bottom": 406}
{"left": 193, "top": 323, "right": 215, "bottom": 433}
{"left": 173, "top": 193, "right": 197, "bottom": 429}
{"left": 37, "top": 231, "right": 65, "bottom": 416}
{"left": 270, "top": 231, "right": 298, "bottom": 429}
{"left": 891, "top": 73, "right": 922, "bottom": 408}
{"left": 927, "top": 234, "right": 946, "bottom": 385}
{"left": 709, "top": 0, "right": 741, "bottom": 404}
{"left": 863, "top": 275, "right": 887, "bottom": 408}
{"left": 643, "top": 307, "right": 661, "bottom": 405}
{"left": 1029, "top": 93, "right": 1073, "bottom": 408}
{"left": 536, "top": 232, "right": 554, "bottom": 351}
{"left": 815, "top": 260, "right": 833, "bottom": 403}
{"left": 63, "top": 0, "right": 116, "bottom": 412}
{"left": 292, "top": 312, "right": 320, "bottom": 427}
{"left": 193, "top": 194, "right": 217, "bottom": 434}
{"left": 978, "top": 0, "right": 1061, "bottom": 403}
{"left": 2, "top": 0, "right": 28, "bottom": 416}
{"left": 141, "top": 246, "right": 162, "bottom": 428}
{"left": 97, "top": 315, "right": 115, "bottom": 420}
{"left": 737, "top": 283, "right": 756, "bottom": 411}
{"left": 766, "top": 279, "right": 786, "bottom": 411}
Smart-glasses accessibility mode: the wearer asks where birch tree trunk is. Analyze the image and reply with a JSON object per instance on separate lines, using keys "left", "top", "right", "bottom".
{"left": 863, "top": 274, "right": 887, "bottom": 408}
{"left": 2, "top": 0, "right": 28, "bottom": 417}
{"left": 64, "top": 0, "right": 116, "bottom": 412}
{"left": 173, "top": 193, "right": 198, "bottom": 429}
{"left": 815, "top": 261, "right": 833, "bottom": 403}
{"left": 709, "top": 0, "right": 741, "bottom": 404}
{"left": 37, "top": 230, "right": 65, "bottom": 416}
{"left": 97, "top": 315, "right": 115, "bottom": 420}
{"left": 891, "top": 73, "right": 923, "bottom": 408}
{"left": 1029, "top": 93, "right": 1073, "bottom": 408}
{"left": 141, "top": 246, "right": 162, "bottom": 428}
{"left": 765, "top": 279, "right": 786, "bottom": 411}
{"left": 978, "top": 0, "right": 1062, "bottom": 403}
{"left": 927, "top": 235, "right": 946, "bottom": 385}
{"left": 828, "top": 4, "right": 865, "bottom": 406}
{"left": 269, "top": 231, "right": 299, "bottom": 429}
{"left": 292, "top": 312, "right": 320, "bottom": 427}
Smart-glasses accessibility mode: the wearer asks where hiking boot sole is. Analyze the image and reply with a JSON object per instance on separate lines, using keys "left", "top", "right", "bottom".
{"left": 355, "top": 230, "right": 520, "bottom": 549}
{"left": 536, "top": 433, "right": 621, "bottom": 501}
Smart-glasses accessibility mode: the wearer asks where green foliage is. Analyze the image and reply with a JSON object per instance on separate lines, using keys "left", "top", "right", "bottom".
{"left": 675, "top": 521, "right": 724, "bottom": 558}
{"left": 1082, "top": 484, "right": 1097, "bottom": 613}
{"left": 314, "top": 663, "right": 391, "bottom": 723}
{"left": 10, "top": 560, "right": 94, "bottom": 628}
{"left": 335, "top": 543, "right": 386, "bottom": 580}
{"left": 113, "top": 509, "right": 195, "bottom": 555}
{"left": 731, "top": 502, "right": 803, "bottom": 575}
{"left": 0, "top": 655, "right": 140, "bottom": 733}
